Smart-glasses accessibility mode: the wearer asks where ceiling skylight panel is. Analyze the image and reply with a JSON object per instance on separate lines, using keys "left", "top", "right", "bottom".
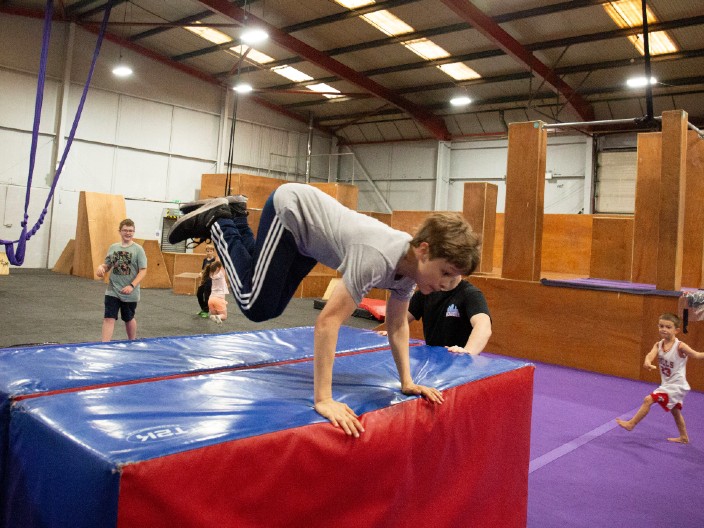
{"left": 438, "top": 63, "right": 481, "bottom": 81}
{"left": 628, "top": 32, "right": 678, "bottom": 55}
{"left": 402, "top": 38, "right": 450, "bottom": 60}
{"left": 335, "top": 0, "right": 375, "bottom": 8}
{"left": 603, "top": 1, "right": 678, "bottom": 56}
{"left": 228, "top": 45, "right": 276, "bottom": 64}
{"left": 306, "top": 83, "right": 344, "bottom": 99}
{"left": 270, "top": 66, "right": 314, "bottom": 83}
{"left": 185, "top": 23, "right": 233, "bottom": 45}
{"left": 362, "top": 10, "right": 414, "bottom": 36}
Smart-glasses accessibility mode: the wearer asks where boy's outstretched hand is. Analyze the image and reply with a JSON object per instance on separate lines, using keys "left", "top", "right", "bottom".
{"left": 315, "top": 398, "right": 365, "bottom": 438}
{"left": 402, "top": 383, "right": 444, "bottom": 403}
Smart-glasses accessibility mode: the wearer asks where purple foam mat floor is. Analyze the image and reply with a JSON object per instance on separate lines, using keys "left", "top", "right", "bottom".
{"left": 491, "top": 355, "right": 704, "bottom": 527}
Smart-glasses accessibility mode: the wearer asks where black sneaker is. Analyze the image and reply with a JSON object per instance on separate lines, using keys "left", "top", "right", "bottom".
{"left": 168, "top": 198, "right": 232, "bottom": 244}
{"left": 180, "top": 195, "right": 248, "bottom": 217}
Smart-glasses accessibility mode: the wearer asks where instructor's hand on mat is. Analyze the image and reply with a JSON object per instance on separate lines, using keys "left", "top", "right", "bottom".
{"left": 315, "top": 399, "right": 364, "bottom": 437}
{"left": 402, "top": 383, "right": 444, "bottom": 404}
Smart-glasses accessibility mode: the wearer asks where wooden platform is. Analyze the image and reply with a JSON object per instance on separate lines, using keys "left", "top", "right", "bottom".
{"left": 173, "top": 272, "right": 201, "bottom": 295}
{"left": 471, "top": 275, "right": 704, "bottom": 391}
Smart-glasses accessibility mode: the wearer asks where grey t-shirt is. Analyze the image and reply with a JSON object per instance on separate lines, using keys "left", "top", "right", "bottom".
{"left": 104, "top": 242, "right": 147, "bottom": 302}
{"left": 273, "top": 183, "right": 415, "bottom": 304}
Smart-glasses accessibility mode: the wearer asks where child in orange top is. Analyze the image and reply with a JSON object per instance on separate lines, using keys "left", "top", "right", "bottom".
{"left": 206, "top": 261, "right": 228, "bottom": 324}
{"left": 616, "top": 313, "right": 704, "bottom": 443}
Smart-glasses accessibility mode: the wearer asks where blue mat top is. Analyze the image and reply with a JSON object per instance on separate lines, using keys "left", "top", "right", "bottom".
{"left": 0, "top": 326, "right": 395, "bottom": 398}
{"left": 12, "top": 347, "right": 530, "bottom": 464}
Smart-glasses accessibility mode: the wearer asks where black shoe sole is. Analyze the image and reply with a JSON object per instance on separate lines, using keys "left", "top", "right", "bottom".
{"left": 168, "top": 199, "right": 230, "bottom": 244}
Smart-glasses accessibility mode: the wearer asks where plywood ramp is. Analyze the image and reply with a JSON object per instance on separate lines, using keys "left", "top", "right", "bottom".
{"left": 72, "top": 192, "right": 127, "bottom": 280}
{"left": 134, "top": 239, "right": 172, "bottom": 289}
{"left": 52, "top": 239, "right": 75, "bottom": 275}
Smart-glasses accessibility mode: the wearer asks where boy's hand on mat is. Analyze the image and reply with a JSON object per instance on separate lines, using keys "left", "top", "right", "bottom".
{"left": 315, "top": 399, "right": 364, "bottom": 437}
{"left": 402, "top": 383, "right": 444, "bottom": 404}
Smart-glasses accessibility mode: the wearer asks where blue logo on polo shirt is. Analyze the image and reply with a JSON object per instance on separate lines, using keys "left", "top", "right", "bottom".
{"left": 446, "top": 304, "right": 460, "bottom": 317}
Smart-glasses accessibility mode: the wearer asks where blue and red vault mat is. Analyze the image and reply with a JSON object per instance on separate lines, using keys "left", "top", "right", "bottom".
{"left": 0, "top": 327, "right": 533, "bottom": 528}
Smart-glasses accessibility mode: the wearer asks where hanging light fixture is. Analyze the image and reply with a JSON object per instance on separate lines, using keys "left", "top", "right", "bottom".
{"left": 450, "top": 95, "right": 472, "bottom": 106}
{"left": 112, "top": 4, "right": 133, "bottom": 78}
{"left": 240, "top": 28, "right": 268, "bottom": 45}
{"left": 233, "top": 83, "right": 253, "bottom": 94}
{"left": 626, "top": 76, "right": 657, "bottom": 88}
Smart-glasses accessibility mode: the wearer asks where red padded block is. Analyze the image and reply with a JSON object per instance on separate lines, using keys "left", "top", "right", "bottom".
{"left": 359, "top": 298, "right": 386, "bottom": 320}
{"left": 117, "top": 366, "right": 533, "bottom": 528}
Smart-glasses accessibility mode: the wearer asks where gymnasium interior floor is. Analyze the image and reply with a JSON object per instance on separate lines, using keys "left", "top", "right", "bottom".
{"left": 1, "top": 269, "right": 702, "bottom": 527}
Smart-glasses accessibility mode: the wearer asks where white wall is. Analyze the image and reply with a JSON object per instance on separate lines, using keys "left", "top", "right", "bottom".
{"left": 1, "top": 14, "right": 604, "bottom": 270}
{"left": 0, "top": 15, "right": 332, "bottom": 268}
{"left": 348, "top": 136, "right": 590, "bottom": 214}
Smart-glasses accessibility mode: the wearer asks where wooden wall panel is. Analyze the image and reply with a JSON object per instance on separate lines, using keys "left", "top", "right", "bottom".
{"left": 391, "top": 210, "right": 451, "bottom": 237}
{"left": 502, "top": 122, "right": 547, "bottom": 281}
{"left": 631, "top": 133, "right": 662, "bottom": 284}
{"left": 310, "top": 183, "right": 358, "bottom": 210}
{"left": 542, "top": 215, "right": 592, "bottom": 276}
{"left": 656, "top": 110, "right": 688, "bottom": 290}
{"left": 493, "top": 214, "right": 592, "bottom": 275}
{"left": 682, "top": 131, "right": 704, "bottom": 288}
{"left": 72, "top": 192, "right": 126, "bottom": 280}
{"left": 589, "top": 217, "right": 634, "bottom": 280}
{"left": 360, "top": 211, "right": 392, "bottom": 226}
{"left": 463, "top": 182, "right": 498, "bottom": 274}
{"left": 472, "top": 276, "right": 704, "bottom": 390}
{"left": 199, "top": 173, "right": 287, "bottom": 209}
{"left": 237, "top": 174, "right": 287, "bottom": 209}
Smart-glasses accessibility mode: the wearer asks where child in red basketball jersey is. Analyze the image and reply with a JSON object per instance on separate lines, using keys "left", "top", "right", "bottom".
{"left": 616, "top": 313, "right": 704, "bottom": 443}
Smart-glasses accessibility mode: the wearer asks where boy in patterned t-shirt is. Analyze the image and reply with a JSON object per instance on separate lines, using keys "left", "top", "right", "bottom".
{"left": 96, "top": 218, "right": 148, "bottom": 342}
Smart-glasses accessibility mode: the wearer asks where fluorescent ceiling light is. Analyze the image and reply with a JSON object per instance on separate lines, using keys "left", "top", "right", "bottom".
{"left": 229, "top": 45, "right": 275, "bottom": 64}
{"left": 185, "top": 23, "right": 233, "bottom": 45}
{"left": 306, "top": 83, "right": 344, "bottom": 99}
{"left": 112, "top": 63, "right": 133, "bottom": 77}
{"left": 233, "top": 83, "right": 253, "bottom": 93}
{"left": 271, "top": 66, "right": 314, "bottom": 83}
{"left": 603, "top": 1, "right": 678, "bottom": 56}
{"left": 438, "top": 63, "right": 481, "bottom": 81}
{"left": 450, "top": 95, "right": 472, "bottom": 106}
{"left": 362, "top": 11, "right": 413, "bottom": 36}
{"left": 626, "top": 76, "right": 657, "bottom": 87}
{"left": 241, "top": 28, "right": 269, "bottom": 45}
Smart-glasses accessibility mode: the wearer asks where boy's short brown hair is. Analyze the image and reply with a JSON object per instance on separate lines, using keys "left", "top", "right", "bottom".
{"left": 119, "top": 218, "right": 135, "bottom": 230}
{"left": 659, "top": 312, "right": 681, "bottom": 328}
{"left": 410, "top": 212, "right": 481, "bottom": 276}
